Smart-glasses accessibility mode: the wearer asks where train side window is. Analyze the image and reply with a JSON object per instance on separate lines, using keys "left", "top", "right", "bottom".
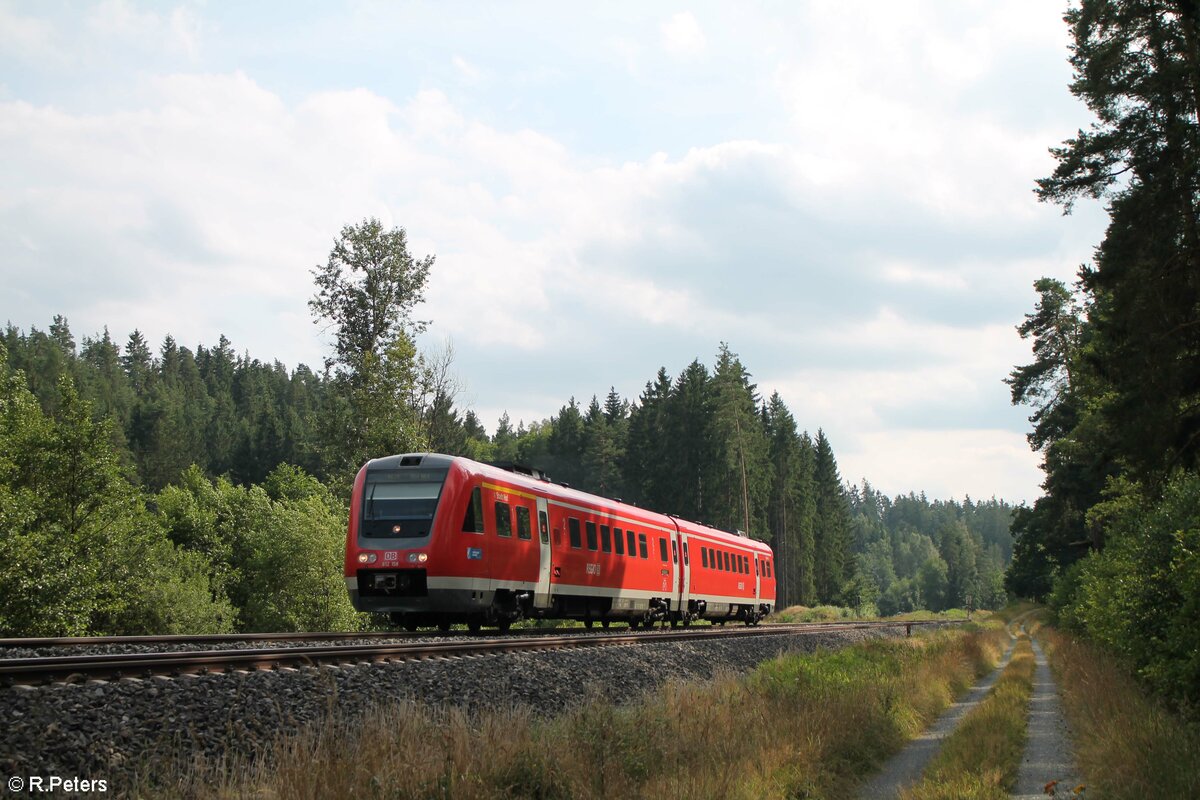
{"left": 767, "top": 561, "right": 773, "bottom": 578}
{"left": 586, "top": 521, "right": 598, "bottom": 551}
{"left": 638, "top": 533, "right": 648, "bottom": 559}
{"left": 495, "top": 501, "right": 512, "bottom": 537}
{"left": 708, "top": 548, "right": 715, "bottom": 569}
{"left": 516, "top": 506, "right": 532, "bottom": 540}
{"left": 701, "top": 548, "right": 709, "bottom": 568}
{"left": 741, "top": 555, "right": 747, "bottom": 573}
{"left": 614, "top": 528, "right": 625, "bottom": 555}
{"left": 627, "top": 530, "right": 637, "bottom": 556}
{"left": 600, "top": 525, "right": 612, "bottom": 553}
{"left": 739, "top": 555, "right": 745, "bottom": 573}
{"left": 461, "top": 487, "right": 484, "bottom": 533}
{"left": 724, "top": 551, "right": 731, "bottom": 572}
{"left": 658, "top": 537, "right": 668, "bottom": 562}
{"left": 671, "top": 540, "right": 678, "bottom": 564}
{"left": 683, "top": 541, "right": 689, "bottom": 566}
{"left": 569, "top": 518, "right": 582, "bottom": 549}
{"left": 539, "top": 510, "right": 550, "bottom": 544}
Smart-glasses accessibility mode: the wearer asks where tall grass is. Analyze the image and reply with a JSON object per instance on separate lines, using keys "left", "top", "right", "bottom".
{"left": 1043, "top": 628, "right": 1200, "bottom": 799}
{"left": 145, "top": 624, "right": 1008, "bottom": 799}
{"left": 900, "top": 634, "right": 1035, "bottom": 800}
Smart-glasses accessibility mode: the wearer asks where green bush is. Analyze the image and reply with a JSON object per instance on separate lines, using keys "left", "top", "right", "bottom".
{"left": 155, "top": 463, "right": 360, "bottom": 632}
{"left": 0, "top": 353, "right": 231, "bottom": 636}
{"left": 1052, "top": 471, "right": 1200, "bottom": 711}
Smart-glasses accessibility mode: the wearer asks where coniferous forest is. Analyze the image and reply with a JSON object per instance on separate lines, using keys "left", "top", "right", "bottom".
{"left": 1006, "top": 0, "right": 1200, "bottom": 714}
{"left": 1, "top": 224, "right": 1013, "bottom": 638}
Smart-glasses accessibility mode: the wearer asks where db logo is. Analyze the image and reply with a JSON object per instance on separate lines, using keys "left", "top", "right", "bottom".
{"left": 384, "top": 551, "right": 398, "bottom": 561}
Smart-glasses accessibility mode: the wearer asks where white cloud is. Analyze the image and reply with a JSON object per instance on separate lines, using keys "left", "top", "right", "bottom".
{"left": 0, "top": 1, "right": 1107, "bottom": 502}
{"left": 88, "top": 0, "right": 202, "bottom": 60}
{"left": 452, "top": 55, "right": 483, "bottom": 85}
{"left": 843, "top": 429, "right": 1042, "bottom": 503}
{"left": 0, "top": 4, "right": 63, "bottom": 63}
{"left": 660, "top": 12, "right": 706, "bottom": 58}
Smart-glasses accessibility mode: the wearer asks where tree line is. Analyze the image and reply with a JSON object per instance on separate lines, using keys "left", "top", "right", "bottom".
{"left": 1, "top": 220, "right": 1014, "bottom": 636}
{"left": 1008, "top": 0, "right": 1200, "bottom": 713}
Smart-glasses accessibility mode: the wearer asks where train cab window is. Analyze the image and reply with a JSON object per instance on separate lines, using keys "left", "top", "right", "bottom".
{"left": 586, "top": 521, "right": 598, "bottom": 551}
{"left": 495, "top": 501, "right": 512, "bottom": 537}
{"left": 658, "top": 537, "right": 668, "bottom": 562}
{"left": 569, "top": 518, "right": 582, "bottom": 549}
{"left": 701, "top": 548, "right": 709, "bottom": 568}
{"left": 600, "top": 525, "right": 612, "bottom": 553}
{"left": 614, "top": 528, "right": 625, "bottom": 555}
{"left": 638, "top": 533, "right": 648, "bottom": 559}
{"left": 539, "top": 510, "right": 550, "bottom": 544}
{"left": 627, "top": 530, "right": 637, "bottom": 557}
{"left": 671, "top": 540, "right": 678, "bottom": 564}
{"left": 461, "top": 487, "right": 484, "bottom": 534}
{"left": 516, "top": 506, "right": 532, "bottom": 540}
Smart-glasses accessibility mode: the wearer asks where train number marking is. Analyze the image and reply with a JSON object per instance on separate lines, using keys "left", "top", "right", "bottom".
{"left": 585, "top": 563, "right": 601, "bottom": 576}
{"left": 467, "top": 547, "right": 483, "bottom": 560}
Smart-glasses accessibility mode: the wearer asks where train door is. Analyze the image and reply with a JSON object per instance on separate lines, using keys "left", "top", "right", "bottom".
{"left": 754, "top": 554, "right": 761, "bottom": 605}
{"left": 679, "top": 532, "right": 691, "bottom": 617}
{"left": 534, "top": 497, "right": 553, "bottom": 609}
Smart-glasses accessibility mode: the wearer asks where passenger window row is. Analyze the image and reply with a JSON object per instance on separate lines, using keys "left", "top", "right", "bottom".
{"left": 700, "top": 546, "right": 765, "bottom": 575}
{"left": 460, "top": 488, "right": 775, "bottom": 579}
{"left": 568, "top": 516, "right": 652, "bottom": 560}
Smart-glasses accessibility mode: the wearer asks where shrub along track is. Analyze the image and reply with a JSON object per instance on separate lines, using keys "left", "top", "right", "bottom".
{"left": 0, "top": 620, "right": 943, "bottom": 687}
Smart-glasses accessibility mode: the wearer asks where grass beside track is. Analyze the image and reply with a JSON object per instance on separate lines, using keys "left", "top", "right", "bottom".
{"left": 153, "top": 623, "right": 1007, "bottom": 799}
{"left": 1042, "top": 627, "right": 1200, "bottom": 799}
{"left": 899, "top": 632, "right": 1035, "bottom": 800}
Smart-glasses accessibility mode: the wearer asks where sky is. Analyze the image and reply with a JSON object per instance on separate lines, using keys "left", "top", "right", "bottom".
{"left": 1, "top": 1, "right": 1108, "bottom": 504}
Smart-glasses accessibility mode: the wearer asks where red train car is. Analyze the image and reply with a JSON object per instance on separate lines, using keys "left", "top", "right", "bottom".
{"left": 344, "top": 453, "right": 776, "bottom": 631}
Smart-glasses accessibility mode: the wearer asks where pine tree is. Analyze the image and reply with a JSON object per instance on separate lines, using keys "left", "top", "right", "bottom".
{"left": 707, "top": 344, "right": 770, "bottom": 536}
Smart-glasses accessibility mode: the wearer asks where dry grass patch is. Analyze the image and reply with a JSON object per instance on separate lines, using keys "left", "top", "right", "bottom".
{"left": 1043, "top": 628, "right": 1200, "bottom": 799}
{"left": 142, "top": 625, "right": 1008, "bottom": 800}
{"left": 900, "top": 634, "right": 1035, "bottom": 800}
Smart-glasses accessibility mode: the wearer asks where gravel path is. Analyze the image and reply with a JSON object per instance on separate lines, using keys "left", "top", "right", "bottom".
{"left": 1012, "top": 637, "right": 1082, "bottom": 799}
{"left": 1, "top": 625, "right": 914, "bottom": 796}
{"left": 854, "top": 628, "right": 1016, "bottom": 799}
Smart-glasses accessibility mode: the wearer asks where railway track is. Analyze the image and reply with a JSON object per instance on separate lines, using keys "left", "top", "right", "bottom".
{"left": 0, "top": 620, "right": 944, "bottom": 687}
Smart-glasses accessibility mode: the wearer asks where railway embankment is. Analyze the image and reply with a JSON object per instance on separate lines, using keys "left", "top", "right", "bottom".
{"left": 1, "top": 623, "right": 932, "bottom": 797}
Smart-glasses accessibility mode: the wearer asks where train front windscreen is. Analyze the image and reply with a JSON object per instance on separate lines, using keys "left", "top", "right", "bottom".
{"left": 360, "top": 467, "right": 448, "bottom": 538}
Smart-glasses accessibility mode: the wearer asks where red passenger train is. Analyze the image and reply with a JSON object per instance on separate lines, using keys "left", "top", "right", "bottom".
{"left": 344, "top": 453, "right": 776, "bottom": 631}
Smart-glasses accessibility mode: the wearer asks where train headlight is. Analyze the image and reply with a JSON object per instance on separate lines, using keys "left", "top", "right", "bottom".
{"left": 357, "top": 552, "right": 378, "bottom": 564}
{"left": 407, "top": 552, "right": 429, "bottom": 563}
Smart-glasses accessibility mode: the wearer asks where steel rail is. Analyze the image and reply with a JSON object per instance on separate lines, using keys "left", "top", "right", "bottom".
{"left": 0, "top": 618, "right": 945, "bottom": 650}
{"left": 0, "top": 620, "right": 949, "bottom": 687}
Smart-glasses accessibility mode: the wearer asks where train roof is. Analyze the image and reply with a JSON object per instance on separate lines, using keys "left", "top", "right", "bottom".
{"left": 366, "top": 453, "right": 771, "bottom": 553}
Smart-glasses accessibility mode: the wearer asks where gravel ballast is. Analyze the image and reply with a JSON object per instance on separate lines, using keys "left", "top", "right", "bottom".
{"left": 0, "top": 624, "right": 927, "bottom": 793}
